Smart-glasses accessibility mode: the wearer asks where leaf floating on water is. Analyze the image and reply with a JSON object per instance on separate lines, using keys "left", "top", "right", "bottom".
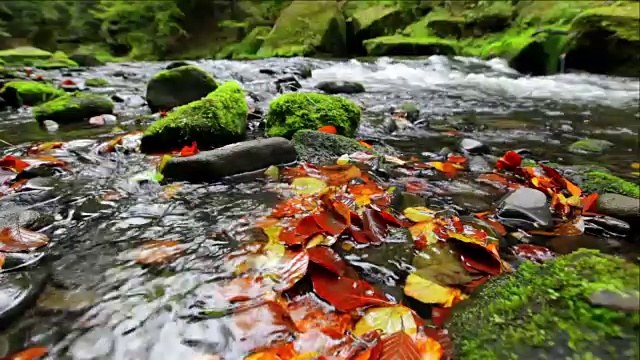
{"left": 0, "top": 227, "right": 49, "bottom": 252}
{"left": 27, "top": 142, "right": 64, "bottom": 155}
{"left": 273, "top": 250, "right": 309, "bottom": 292}
{"left": 581, "top": 193, "right": 599, "bottom": 213}
{"left": 403, "top": 207, "right": 436, "bottom": 223}
{"left": 414, "top": 332, "right": 444, "bottom": 360}
{"left": 3, "top": 346, "right": 48, "bottom": 360}
{"left": 311, "top": 271, "right": 388, "bottom": 312}
{"left": 353, "top": 305, "right": 417, "bottom": 339}
{"left": 307, "top": 246, "right": 348, "bottom": 276}
{"left": 291, "top": 177, "right": 328, "bottom": 196}
{"left": 404, "top": 273, "right": 465, "bottom": 308}
{"left": 135, "top": 240, "right": 185, "bottom": 265}
{"left": 379, "top": 331, "right": 421, "bottom": 360}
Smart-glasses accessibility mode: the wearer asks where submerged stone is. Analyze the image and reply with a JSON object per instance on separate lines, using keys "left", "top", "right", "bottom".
{"left": 447, "top": 249, "right": 640, "bottom": 359}
{"left": 0, "top": 268, "right": 50, "bottom": 326}
{"left": 291, "top": 130, "right": 372, "bottom": 164}
{"left": 162, "top": 137, "right": 297, "bottom": 182}
{"left": 33, "top": 93, "right": 114, "bottom": 124}
{"left": 265, "top": 92, "right": 361, "bottom": 138}
{"left": 0, "top": 208, "right": 54, "bottom": 230}
{"left": 363, "top": 36, "right": 457, "bottom": 56}
{"left": 496, "top": 187, "right": 552, "bottom": 230}
{"left": 145, "top": 65, "right": 218, "bottom": 112}
{"left": 315, "top": 81, "right": 365, "bottom": 94}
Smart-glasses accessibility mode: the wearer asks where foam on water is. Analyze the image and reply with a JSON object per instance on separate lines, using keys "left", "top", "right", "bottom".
{"left": 310, "top": 56, "right": 640, "bottom": 108}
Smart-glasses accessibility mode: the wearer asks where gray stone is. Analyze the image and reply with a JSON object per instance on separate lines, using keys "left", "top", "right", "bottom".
{"left": 467, "top": 156, "right": 492, "bottom": 173}
{"left": 163, "top": 137, "right": 297, "bottom": 182}
{"left": 0, "top": 208, "right": 54, "bottom": 230}
{"left": 0, "top": 268, "right": 49, "bottom": 326}
{"left": 584, "top": 215, "right": 630, "bottom": 237}
{"left": 315, "top": 81, "right": 365, "bottom": 94}
{"left": 124, "top": 95, "right": 147, "bottom": 108}
{"left": 496, "top": 188, "right": 552, "bottom": 230}
{"left": 451, "top": 193, "right": 492, "bottom": 213}
{"left": 459, "top": 138, "right": 489, "bottom": 155}
{"left": 589, "top": 289, "right": 640, "bottom": 312}
{"left": 274, "top": 75, "right": 301, "bottom": 93}
{"left": 291, "top": 130, "right": 372, "bottom": 164}
{"left": 596, "top": 193, "right": 639, "bottom": 220}
{"left": 42, "top": 120, "right": 59, "bottom": 132}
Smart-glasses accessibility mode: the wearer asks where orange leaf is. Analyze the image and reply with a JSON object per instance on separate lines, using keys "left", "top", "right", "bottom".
{"left": 311, "top": 271, "right": 388, "bottom": 312}
{"left": 358, "top": 140, "right": 373, "bottom": 149}
{"left": 446, "top": 154, "right": 467, "bottom": 164}
{"left": 428, "top": 162, "right": 457, "bottom": 178}
{"left": 3, "top": 346, "right": 48, "bottom": 360}
{"left": 496, "top": 151, "right": 521, "bottom": 171}
{"left": 0, "top": 227, "right": 49, "bottom": 252}
{"left": 27, "top": 142, "right": 64, "bottom": 155}
{"left": 232, "top": 301, "right": 299, "bottom": 353}
{"left": 135, "top": 240, "right": 185, "bottom": 265}
{"left": 314, "top": 210, "right": 349, "bottom": 236}
{"left": 0, "top": 253, "right": 4, "bottom": 269}
{"left": 380, "top": 331, "right": 421, "bottom": 360}
{"left": 318, "top": 125, "right": 337, "bottom": 134}
{"left": 415, "top": 332, "right": 443, "bottom": 360}
{"left": 280, "top": 216, "right": 322, "bottom": 246}
{"left": 0, "top": 156, "right": 31, "bottom": 172}
{"left": 581, "top": 193, "right": 599, "bottom": 213}
{"left": 564, "top": 178, "right": 582, "bottom": 197}
{"left": 319, "top": 164, "right": 362, "bottom": 186}
{"left": 219, "top": 275, "right": 276, "bottom": 303}
{"left": 179, "top": 141, "right": 199, "bottom": 157}
{"left": 287, "top": 294, "right": 352, "bottom": 339}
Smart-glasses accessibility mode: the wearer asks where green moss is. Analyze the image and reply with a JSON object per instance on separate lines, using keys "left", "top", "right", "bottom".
{"left": 265, "top": 92, "right": 361, "bottom": 139}
{"left": 218, "top": 26, "right": 272, "bottom": 60}
{"left": 33, "top": 93, "right": 114, "bottom": 124}
{"left": 50, "top": 51, "right": 69, "bottom": 60}
{"left": 84, "top": 78, "right": 111, "bottom": 87}
{"left": 257, "top": 0, "right": 346, "bottom": 57}
{"left": 0, "top": 46, "right": 52, "bottom": 64}
{"left": 140, "top": 81, "right": 248, "bottom": 153}
{"left": 571, "top": 3, "right": 640, "bottom": 41}
{"left": 582, "top": 171, "right": 640, "bottom": 198}
{"left": 448, "top": 249, "right": 640, "bottom": 359}
{"left": 33, "top": 57, "right": 79, "bottom": 70}
{"left": 568, "top": 138, "right": 613, "bottom": 153}
{"left": 0, "top": 81, "right": 65, "bottom": 107}
{"left": 291, "top": 129, "right": 373, "bottom": 164}
{"left": 363, "top": 35, "right": 457, "bottom": 56}
{"left": 351, "top": 4, "right": 413, "bottom": 41}
{"left": 146, "top": 65, "right": 218, "bottom": 112}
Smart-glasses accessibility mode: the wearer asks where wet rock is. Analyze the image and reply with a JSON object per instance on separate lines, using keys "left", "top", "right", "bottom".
{"left": 291, "top": 130, "right": 371, "bottom": 164}
{"left": 547, "top": 234, "right": 615, "bottom": 255}
{"left": 381, "top": 116, "right": 398, "bottom": 134}
{"left": 568, "top": 138, "right": 613, "bottom": 154}
{"left": 34, "top": 93, "right": 114, "bottom": 124}
{"left": 391, "top": 103, "right": 419, "bottom": 122}
{"left": 165, "top": 61, "right": 191, "bottom": 70}
{"left": 585, "top": 215, "right": 631, "bottom": 238}
{"left": 69, "top": 53, "right": 102, "bottom": 67}
{"left": 467, "top": 156, "right": 492, "bottom": 173}
{"left": 140, "top": 81, "right": 247, "bottom": 153}
{"left": 124, "top": 95, "right": 146, "bottom": 108}
{"left": 287, "top": 64, "right": 312, "bottom": 79}
{"left": 89, "top": 114, "right": 117, "bottom": 126}
{"left": 447, "top": 249, "right": 640, "bottom": 359}
{"left": 391, "top": 191, "right": 426, "bottom": 212}
{"left": 111, "top": 94, "right": 125, "bottom": 103}
{"left": 0, "top": 268, "right": 50, "bottom": 327}
{"left": 70, "top": 328, "right": 114, "bottom": 359}
{"left": 595, "top": 193, "right": 639, "bottom": 220}
{"left": 145, "top": 65, "right": 218, "bottom": 112}
{"left": 42, "top": 120, "right": 59, "bottom": 132}
{"left": 274, "top": 75, "right": 301, "bottom": 93}
{"left": 163, "top": 137, "right": 297, "bottom": 182}
{"left": 459, "top": 138, "right": 489, "bottom": 155}
{"left": 259, "top": 68, "right": 278, "bottom": 76}
{"left": 450, "top": 193, "right": 492, "bottom": 213}
{"left": 496, "top": 188, "right": 552, "bottom": 230}
{"left": 588, "top": 290, "right": 640, "bottom": 312}
{"left": 315, "top": 81, "right": 365, "bottom": 94}
{"left": 265, "top": 92, "right": 361, "bottom": 138}
{"left": 0, "top": 95, "right": 5, "bottom": 108}
{"left": 37, "top": 287, "right": 97, "bottom": 313}
{"left": 0, "top": 208, "right": 54, "bottom": 230}
{"left": 0, "top": 81, "right": 65, "bottom": 107}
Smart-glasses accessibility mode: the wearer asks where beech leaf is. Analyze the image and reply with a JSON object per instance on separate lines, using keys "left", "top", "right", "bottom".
{"left": 311, "top": 271, "right": 388, "bottom": 312}
{"left": 353, "top": 305, "right": 418, "bottom": 339}
{"left": 0, "top": 227, "right": 49, "bottom": 252}
{"left": 307, "top": 246, "right": 348, "bottom": 276}
{"left": 404, "top": 273, "right": 465, "bottom": 308}
{"left": 291, "top": 177, "right": 328, "bottom": 196}
{"left": 379, "top": 331, "right": 421, "bottom": 360}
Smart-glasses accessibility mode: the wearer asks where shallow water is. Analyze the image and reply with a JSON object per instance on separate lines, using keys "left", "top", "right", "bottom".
{"left": 0, "top": 56, "right": 638, "bottom": 359}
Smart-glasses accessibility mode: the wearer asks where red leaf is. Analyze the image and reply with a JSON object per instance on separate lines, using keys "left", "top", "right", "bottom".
{"left": 280, "top": 216, "right": 322, "bottom": 246}
{"left": 463, "top": 275, "right": 491, "bottom": 292}
{"left": 474, "top": 214, "right": 507, "bottom": 236}
{"left": 511, "top": 244, "right": 555, "bottom": 263}
{"left": 318, "top": 125, "right": 337, "bottom": 134}
{"left": 581, "top": 193, "right": 599, "bottom": 213}
{"left": 539, "top": 163, "right": 565, "bottom": 188}
{"left": 0, "top": 227, "right": 49, "bottom": 252}
{"left": 496, "top": 151, "right": 522, "bottom": 171}
{"left": 431, "top": 306, "right": 452, "bottom": 328}
{"left": 456, "top": 242, "right": 502, "bottom": 276}
{"left": 446, "top": 154, "right": 467, "bottom": 164}
{"left": 135, "top": 240, "right": 185, "bottom": 265}
{"left": 362, "top": 208, "right": 388, "bottom": 245}
{"left": 380, "top": 331, "right": 421, "bottom": 360}
{"left": 314, "top": 210, "right": 349, "bottom": 236}
{"left": 307, "top": 246, "right": 348, "bottom": 276}
{"left": 564, "top": 178, "right": 582, "bottom": 197}
{"left": 179, "top": 141, "right": 199, "bottom": 157}
{"left": 3, "top": 346, "right": 48, "bottom": 360}
{"left": 61, "top": 79, "right": 76, "bottom": 86}
{"left": 0, "top": 156, "right": 31, "bottom": 173}
{"left": 311, "top": 271, "right": 388, "bottom": 312}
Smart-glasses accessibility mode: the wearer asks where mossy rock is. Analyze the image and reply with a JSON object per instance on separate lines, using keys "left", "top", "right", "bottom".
{"left": 363, "top": 36, "right": 457, "bottom": 56}
{"left": 565, "top": 3, "right": 640, "bottom": 77}
{"left": 0, "top": 81, "right": 65, "bottom": 107}
{"left": 145, "top": 65, "right": 218, "bottom": 112}
{"left": 69, "top": 53, "right": 104, "bottom": 67}
{"left": 84, "top": 78, "right": 110, "bottom": 87}
{"left": 0, "top": 47, "right": 52, "bottom": 64}
{"left": 140, "top": 81, "right": 248, "bottom": 153}
{"left": 257, "top": 0, "right": 347, "bottom": 57}
{"left": 33, "top": 93, "right": 114, "bottom": 124}
{"left": 265, "top": 92, "right": 361, "bottom": 139}
{"left": 350, "top": 5, "right": 414, "bottom": 50}
{"left": 568, "top": 138, "right": 614, "bottom": 154}
{"left": 291, "top": 130, "right": 373, "bottom": 164}
{"left": 580, "top": 171, "right": 640, "bottom": 199}
{"left": 218, "top": 26, "right": 271, "bottom": 60}
{"left": 447, "top": 249, "right": 640, "bottom": 359}
{"left": 33, "top": 57, "right": 79, "bottom": 70}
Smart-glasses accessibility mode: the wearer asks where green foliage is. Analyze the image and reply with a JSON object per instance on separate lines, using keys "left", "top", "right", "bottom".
{"left": 582, "top": 172, "right": 640, "bottom": 198}
{"left": 265, "top": 92, "right": 362, "bottom": 139}
{"left": 0, "top": 81, "right": 65, "bottom": 107}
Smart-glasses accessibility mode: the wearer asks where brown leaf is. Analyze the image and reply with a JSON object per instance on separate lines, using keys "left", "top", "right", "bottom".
{"left": 311, "top": 271, "right": 388, "bottom": 312}
{"left": 380, "top": 331, "right": 421, "bottom": 360}
{"left": 307, "top": 246, "right": 348, "bottom": 276}
{"left": 135, "top": 240, "right": 185, "bottom": 265}
{"left": 0, "top": 227, "right": 49, "bottom": 252}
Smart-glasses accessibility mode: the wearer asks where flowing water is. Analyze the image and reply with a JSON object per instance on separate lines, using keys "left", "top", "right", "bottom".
{"left": 0, "top": 56, "right": 638, "bottom": 359}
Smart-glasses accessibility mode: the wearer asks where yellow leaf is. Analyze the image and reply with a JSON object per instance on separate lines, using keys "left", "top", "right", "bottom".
{"left": 158, "top": 154, "right": 173, "bottom": 172}
{"left": 160, "top": 183, "right": 182, "bottom": 199}
{"left": 403, "top": 207, "right": 436, "bottom": 223}
{"left": 447, "top": 231, "right": 487, "bottom": 247}
{"left": 263, "top": 226, "right": 282, "bottom": 244}
{"left": 305, "top": 233, "right": 335, "bottom": 248}
{"left": 409, "top": 221, "right": 440, "bottom": 245}
{"left": 293, "top": 353, "right": 321, "bottom": 360}
{"left": 291, "top": 177, "right": 327, "bottom": 196}
{"left": 353, "top": 305, "right": 417, "bottom": 338}
{"left": 404, "top": 273, "right": 466, "bottom": 307}
{"left": 384, "top": 155, "right": 407, "bottom": 165}
{"left": 632, "top": 162, "right": 639, "bottom": 170}
{"left": 355, "top": 194, "right": 371, "bottom": 206}
{"left": 337, "top": 154, "right": 350, "bottom": 165}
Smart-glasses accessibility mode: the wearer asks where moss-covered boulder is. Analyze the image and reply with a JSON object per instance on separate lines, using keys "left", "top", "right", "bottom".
{"left": 140, "top": 81, "right": 248, "bottom": 153}
{"left": 33, "top": 93, "right": 114, "bottom": 124}
{"left": 84, "top": 78, "right": 110, "bottom": 87}
{"left": 291, "top": 130, "right": 372, "bottom": 164}
{"left": 363, "top": 36, "right": 457, "bottom": 56}
{"left": 568, "top": 138, "right": 614, "bottom": 154}
{"left": 349, "top": 5, "right": 414, "bottom": 52}
{"left": 145, "top": 65, "right": 218, "bottom": 113}
{"left": 565, "top": 3, "right": 640, "bottom": 77}
{"left": 581, "top": 171, "right": 639, "bottom": 198}
{"left": 265, "top": 92, "right": 361, "bottom": 139}
{"left": 69, "top": 53, "right": 104, "bottom": 67}
{"left": 0, "top": 81, "right": 65, "bottom": 107}
{"left": 218, "top": 26, "right": 271, "bottom": 60}
{"left": 0, "top": 47, "right": 52, "bottom": 64}
{"left": 448, "top": 249, "right": 639, "bottom": 359}
{"left": 257, "top": 0, "right": 346, "bottom": 57}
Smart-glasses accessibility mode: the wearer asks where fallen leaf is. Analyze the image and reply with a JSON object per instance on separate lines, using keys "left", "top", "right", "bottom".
{"left": 307, "top": 246, "right": 348, "bottom": 276}
{"left": 319, "top": 165, "right": 362, "bottom": 186}
{"left": 581, "top": 193, "right": 599, "bottom": 213}
{"left": 446, "top": 154, "right": 467, "bottom": 164}
{"left": 511, "top": 244, "right": 555, "bottom": 263}
{"left": 318, "top": 125, "right": 337, "bottom": 134}
{"left": 404, "top": 273, "right": 465, "bottom": 308}
{"left": 0, "top": 155, "right": 31, "bottom": 173}
{"left": 314, "top": 209, "right": 349, "bottom": 236}
{"left": 273, "top": 250, "right": 309, "bottom": 292}
{"left": 287, "top": 294, "right": 352, "bottom": 339}
{"left": 135, "top": 240, "right": 185, "bottom": 265}
{"left": 414, "top": 332, "right": 443, "bottom": 360}
{"left": 564, "top": 178, "right": 582, "bottom": 197}
{"left": 358, "top": 140, "right": 373, "bottom": 149}
{"left": 529, "top": 216, "right": 585, "bottom": 236}
{"left": 353, "top": 305, "right": 418, "bottom": 338}
{"left": 292, "top": 177, "right": 328, "bottom": 196}
{"left": 379, "top": 331, "right": 421, "bottom": 360}
{"left": 3, "top": 346, "right": 48, "bottom": 360}
{"left": 0, "top": 227, "right": 49, "bottom": 252}
{"left": 0, "top": 253, "right": 4, "bottom": 269}
{"left": 403, "top": 207, "right": 436, "bottom": 223}
{"left": 311, "top": 271, "right": 388, "bottom": 312}
{"left": 496, "top": 151, "right": 522, "bottom": 171}
{"left": 160, "top": 184, "right": 182, "bottom": 199}
{"left": 218, "top": 275, "right": 277, "bottom": 302}
{"left": 428, "top": 162, "right": 457, "bottom": 178}
{"left": 232, "top": 301, "right": 299, "bottom": 354}
{"left": 456, "top": 242, "right": 502, "bottom": 276}
{"left": 179, "top": 141, "right": 200, "bottom": 157}
{"left": 26, "top": 142, "right": 64, "bottom": 154}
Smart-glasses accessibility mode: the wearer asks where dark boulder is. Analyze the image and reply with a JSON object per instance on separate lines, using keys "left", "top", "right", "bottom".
{"left": 315, "top": 81, "right": 365, "bottom": 94}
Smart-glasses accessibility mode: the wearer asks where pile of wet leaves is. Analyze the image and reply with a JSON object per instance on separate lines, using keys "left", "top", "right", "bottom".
{"left": 0, "top": 127, "right": 623, "bottom": 359}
